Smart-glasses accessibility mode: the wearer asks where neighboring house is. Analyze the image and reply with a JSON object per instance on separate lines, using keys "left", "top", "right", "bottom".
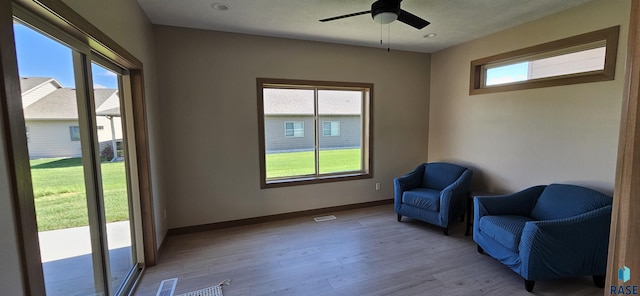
{"left": 20, "top": 77, "right": 122, "bottom": 159}
{"left": 263, "top": 89, "right": 362, "bottom": 153}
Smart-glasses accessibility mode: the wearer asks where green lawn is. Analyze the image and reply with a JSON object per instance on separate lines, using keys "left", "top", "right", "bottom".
{"left": 30, "top": 158, "right": 129, "bottom": 232}
{"left": 32, "top": 149, "right": 358, "bottom": 230}
{"left": 266, "top": 148, "right": 361, "bottom": 178}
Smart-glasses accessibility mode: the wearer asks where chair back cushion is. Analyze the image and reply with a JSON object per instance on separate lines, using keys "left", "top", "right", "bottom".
{"left": 422, "top": 162, "right": 467, "bottom": 191}
{"left": 529, "top": 184, "right": 612, "bottom": 221}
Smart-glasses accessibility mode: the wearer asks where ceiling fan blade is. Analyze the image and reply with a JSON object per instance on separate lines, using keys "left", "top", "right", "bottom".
{"left": 319, "top": 10, "right": 371, "bottom": 22}
{"left": 397, "top": 9, "right": 430, "bottom": 29}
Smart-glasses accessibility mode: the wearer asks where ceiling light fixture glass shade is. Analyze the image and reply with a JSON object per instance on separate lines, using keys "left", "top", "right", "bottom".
{"left": 373, "top": 12, "right": 398, "bottom": 24}
{"left": 211, "top": 3, "right": 229, "bottom": 11}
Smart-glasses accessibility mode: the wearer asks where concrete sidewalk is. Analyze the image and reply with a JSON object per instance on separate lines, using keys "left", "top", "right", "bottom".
{"left": 38, "top": 220, "right": 132, "bottom": 262}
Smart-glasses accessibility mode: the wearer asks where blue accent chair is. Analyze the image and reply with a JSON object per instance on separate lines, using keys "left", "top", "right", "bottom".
{"left": 473, "top": 184, "right": 612, "bottom": 292}
{"left": 394, "top": 162, "right": 472, "bottom": 235}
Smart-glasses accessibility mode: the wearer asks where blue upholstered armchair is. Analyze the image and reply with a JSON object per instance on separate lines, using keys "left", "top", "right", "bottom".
{"left": 394, "top": 162, "right": 472, "bottom": 235}
{"left": 473, "top": 184, "right": 612, "bottom": 292}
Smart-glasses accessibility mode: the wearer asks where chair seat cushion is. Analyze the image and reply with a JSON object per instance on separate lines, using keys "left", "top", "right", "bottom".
{"left": 402, "top": 188, "right": 440, "bottom": 211}
{"left": 479, "top": 215, "right": 535, "bottom": 252}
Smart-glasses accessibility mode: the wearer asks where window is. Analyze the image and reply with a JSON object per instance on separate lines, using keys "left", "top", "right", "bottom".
{"left": 258, "top": 78, "right": 373, "bottom": 188}
{"left": 322, "top": 121, "right": 340, "bottom": 136}
{"left": 69, "top": 125, "right": 80, "bottom": 141}
{"left": 470, "top": 26, "right": 619, "bottom": 95}
{"left": 284, "top": 121, "right": 304, "bottom": 137}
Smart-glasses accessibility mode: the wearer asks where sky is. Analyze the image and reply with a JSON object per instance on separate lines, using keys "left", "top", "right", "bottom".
{"left": 13, "top": 23, "right": 118, "bottom": 89}
{"left": 485, "top": 62, "right": 529, "bottom": 86}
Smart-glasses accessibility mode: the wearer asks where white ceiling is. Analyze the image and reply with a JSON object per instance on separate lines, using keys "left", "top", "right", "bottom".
{"left": 136, "top": 0, "right": 594, "bottom": 53}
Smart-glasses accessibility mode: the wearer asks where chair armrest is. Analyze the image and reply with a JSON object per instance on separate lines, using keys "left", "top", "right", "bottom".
{"left": 441, "top": 169, "right": 472, "bottom": 196}
{"left": 394, "top": 164, "right": 426, "bottom": 203}
{"left": 440, "top": 169, "right": 473, "bottom": 222}
{"left": 474, "top": 185, "right": 545, "bottom": 219}
{"left": 519, "top": 206, "right": 612, "bottom": 279}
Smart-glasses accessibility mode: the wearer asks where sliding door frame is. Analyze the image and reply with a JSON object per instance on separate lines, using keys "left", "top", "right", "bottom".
{"left": 606, "top": 0, "right": 640, "bottom": 288}
{"left": 0, "top": 0, "right": 157, "bottom": 294}
{"left": 0, "top": 0, "right": 44, "bottom": 294}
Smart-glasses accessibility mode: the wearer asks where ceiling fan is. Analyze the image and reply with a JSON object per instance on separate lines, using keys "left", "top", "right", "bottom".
{"left": 319, "top": 0, "right": 430, "bottom": 29}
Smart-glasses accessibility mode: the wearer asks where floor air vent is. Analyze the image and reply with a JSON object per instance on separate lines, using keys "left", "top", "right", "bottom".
{"left": 156, "top": 278, "right": 178, "bottom": 296}
{"left": 314, "top": 215, "right": 337, "bottom": 222}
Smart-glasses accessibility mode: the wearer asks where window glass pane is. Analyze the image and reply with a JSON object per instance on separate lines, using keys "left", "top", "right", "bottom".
{"left": 69, "top": 126, "right": 81, "bottom": 141}
{"left": 322, "top": 122, "right": 331, "bottom": 136}
{"left": 485, "top": 42, "right": 606, "bottom": 86}
{"left": 284, "top": 122, "right": 304, "bottom": 137}
{"left": 15, "top": 21, "right": 100, "bottom": 296}
{"left": 263, "top": 89, "right": 314, "bottom": 178}
{"left": 259, "top": 79, "right": 371, "bottom": 187}
{"left": 91, "top": 62, "right": 136, "bottom": 294}
{"left": 471, "top": 26, "right": 617, "bottom": 94}
{"left": 485, "top": 62, "right": 529, "bottom": 86}
{"left": 284, "top": 122, "right": 294, "bottom": 137}
{"left": 529, "top": 47, "right": 605, "bottom": 79}
{"left": 318, "top": 90, "right": 361, "bottom": 174}
{"left": 322, "top": 121, "right": 340, "bottom": 136}
{"left": 484, "top": 46, "right": 607, "bottom": 87}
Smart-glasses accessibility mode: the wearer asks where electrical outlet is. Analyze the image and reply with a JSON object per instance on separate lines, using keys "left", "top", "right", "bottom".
{"left": 375, "top": 182, "right": 381, "bottom": 191}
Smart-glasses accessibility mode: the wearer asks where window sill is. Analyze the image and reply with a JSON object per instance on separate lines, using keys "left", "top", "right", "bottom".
{"left": 262, "top": 172, "right": 372, "bottom": 189}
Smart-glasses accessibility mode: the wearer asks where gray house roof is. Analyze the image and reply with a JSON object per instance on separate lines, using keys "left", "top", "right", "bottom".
{"left": 263, "top": 88, "right": 362, "bottom": 115}
{"left": 19, "top": 77, "right": 59, "bottom": 95}
{"left": 21, "top": 76, "right": 118, "bottom": 119}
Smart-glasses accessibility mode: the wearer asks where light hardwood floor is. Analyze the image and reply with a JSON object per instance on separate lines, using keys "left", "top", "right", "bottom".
{"left": 134, "top": 204, "right": 604, "bottom": 296}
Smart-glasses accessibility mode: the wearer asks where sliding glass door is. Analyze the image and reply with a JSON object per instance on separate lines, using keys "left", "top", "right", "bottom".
{"left": 14, "top": 20, "right": 102, "bottom": 296}
{"left": 90, "top": 61, "right": 137, "bottom": 294}
{"left": 13, "top": 13, "right": 141, "bottom": 296}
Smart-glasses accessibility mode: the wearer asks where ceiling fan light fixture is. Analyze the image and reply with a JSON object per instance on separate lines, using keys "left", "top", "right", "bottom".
{"left": 373, "top": 12, "right": 397, "bottom": 24}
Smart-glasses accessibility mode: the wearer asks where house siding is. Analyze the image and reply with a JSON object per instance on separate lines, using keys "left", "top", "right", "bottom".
{"left": 96, "top": 116, "right": 123, "bottom": 142}
{"left": 264, "top": 115, "right": 361, "bottom": 153}
{"left": 318, "top": 115, "right": 361, "bottom": 149}
{"left": 26, "top": 120, "right": 82, "bottom": 158}
{"left": 24, "top": 117, "right": 123, "bottom": 159}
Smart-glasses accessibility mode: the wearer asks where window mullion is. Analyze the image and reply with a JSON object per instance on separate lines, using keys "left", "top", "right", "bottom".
{"left": 314, "top": 88, "right": 320, "bottom": 176}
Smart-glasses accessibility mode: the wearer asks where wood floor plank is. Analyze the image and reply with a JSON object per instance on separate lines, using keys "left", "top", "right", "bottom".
{"left": 134, "top": 205, "right": 604, "bottom": 296}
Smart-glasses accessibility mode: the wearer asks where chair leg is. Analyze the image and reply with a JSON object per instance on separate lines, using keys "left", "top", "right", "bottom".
{"left": 443, "top": 227, "right": 449, "bottom": 236}
{"left": 593, "top": 275, "right": 605, "bottom": 288}
{"left": 397, "top": 214, "right": 402, "bottom": 222}
{"left": 477, "top": 245, "right": 484, "bottom": 254}
{"left": 524, "top": 280, "right": 535, "bottom": 292}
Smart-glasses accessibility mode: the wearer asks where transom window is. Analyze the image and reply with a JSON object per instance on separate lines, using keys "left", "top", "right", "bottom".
{"left": 257, "top": 78, "right": 373, "bottom": 188}
{"left": 470, "top": 26, "right": 619, "bottom": 94}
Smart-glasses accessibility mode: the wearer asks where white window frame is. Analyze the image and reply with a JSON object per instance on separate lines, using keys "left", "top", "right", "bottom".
{"left": 322, "top": 121, "right": 340, "bottom": 136}
{"left": 69, "top": 125, "right": 81, "bottom": 141}
{"left": 284, "top": 121, "right": 304, "bottom": 138}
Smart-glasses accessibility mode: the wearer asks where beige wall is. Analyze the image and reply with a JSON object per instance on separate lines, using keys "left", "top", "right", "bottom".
{"left": 428, "top": 0, "right": 630, "bottom": 195}
{"left": 153, "top": 26, "right": 431, "bottom": 229}
{"left": 61, "top": 0, "right": 167, "bottom": 245}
